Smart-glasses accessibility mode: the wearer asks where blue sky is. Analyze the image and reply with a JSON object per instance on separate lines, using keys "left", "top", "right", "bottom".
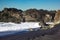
{"left": 0, "top": 0, "right": 60, "bottom": 11}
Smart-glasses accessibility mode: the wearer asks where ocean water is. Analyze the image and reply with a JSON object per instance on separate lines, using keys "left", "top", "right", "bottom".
{"left": 0, "top": 22, "right": 41, "bottom": 36}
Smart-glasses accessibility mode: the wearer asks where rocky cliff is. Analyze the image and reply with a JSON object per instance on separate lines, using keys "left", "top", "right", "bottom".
{"left": 54, "top": 10, "right": 60, "bottom": 24}
{"left": 0, "top": 8, "right": 23, "bottom": 23}
{"left": 0, "top": 8, "right": 56, "bottom": 23}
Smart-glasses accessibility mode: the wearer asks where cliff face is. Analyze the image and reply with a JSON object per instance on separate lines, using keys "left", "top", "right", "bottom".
{"left": 0, "top": 8, "right": 23, "bottom": 23}
{"left": 54, "top": 10, "right": 60, "bottom": 24}
{"left": 23, "top": 9, "right": 39, "bottom": 22}
{"left": 0, "top": 8, "right": 56, "bottom": 23}
{"left": 23, "top": 9, "right": 55, "bottom": 22}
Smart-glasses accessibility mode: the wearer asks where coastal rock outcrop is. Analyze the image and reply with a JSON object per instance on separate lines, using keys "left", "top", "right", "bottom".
{"left": 0, "top": 8, "right": 56, "bottom": 23}
{"left": 0, "top": 8, "right": 23, "bottom": 23}
{"left": 54, "top": 10, "right": 60, "bottom": 24}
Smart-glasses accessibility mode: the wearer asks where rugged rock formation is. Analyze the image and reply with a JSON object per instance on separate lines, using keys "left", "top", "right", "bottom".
{"left": 23, "top": 9, "right": 55, "bottom": 22}
{"left": 0, "top": 8, "right": 56, "bottom": 23}
{"left": 23, "top": 9, "right": 39, "bottom": 22}
{"left": 54, "top": 10, "right": 60, "bottom": 24}
{"left": 0, "top": 8, "right": 23, "bottom": 23}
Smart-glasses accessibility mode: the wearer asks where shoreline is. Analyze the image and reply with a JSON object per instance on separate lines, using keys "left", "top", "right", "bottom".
{"left": 0, "top": 24, "right": 60, "bottom": 40}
